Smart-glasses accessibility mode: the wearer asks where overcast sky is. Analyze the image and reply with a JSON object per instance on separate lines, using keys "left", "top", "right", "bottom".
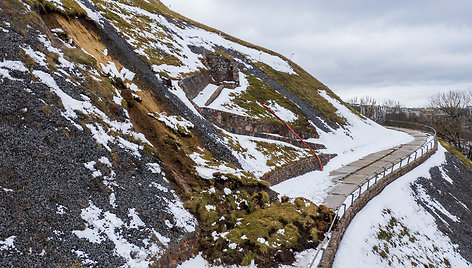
{"left": 161, "top": 0, "right": 472, "bottom": 107}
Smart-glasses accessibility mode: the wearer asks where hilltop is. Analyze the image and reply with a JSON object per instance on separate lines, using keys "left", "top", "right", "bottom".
{"left": 2, "top": 1, "right": 468, "bottom": 267}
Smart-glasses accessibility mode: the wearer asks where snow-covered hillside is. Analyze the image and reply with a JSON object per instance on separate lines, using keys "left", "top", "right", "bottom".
{"left": 334, "top": 145, "right": 472, "bottom": 267}
{"left": 2, "top": 0, "right": 468, "bottom": 267}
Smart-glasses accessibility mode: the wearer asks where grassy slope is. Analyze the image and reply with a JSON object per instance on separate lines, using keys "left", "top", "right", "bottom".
{"left": 439, "top": 138, "right": 472, "bottom": 170}
{"left": 101, "top": 0, "right": 360, "bottom": 127}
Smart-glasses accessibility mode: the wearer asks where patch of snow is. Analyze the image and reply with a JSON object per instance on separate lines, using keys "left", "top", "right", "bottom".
{"left": 266, "top": 102, "right": 298, "bottom": 122}
{"left": 109, "top": 193, "right": 116, "bottom": 209}
{"left": 192, "top": 83, "right": 220, "bottom": 107}
{"left": 146, "top": 163, "right": 161, "bottom": 174}
{"left": 56, "top": 204, "right": 67, "bottom": 215}
{"left": 23, "top": 46, "right": 47, "bottom": 67}
{"left": 73, "top": 202, "right": 163, "bottom": 267}
{"left": 168, "top": 80, "right": 204, "bottom": 119}
{"left": 149, "top": 182, "right": 169, "bottom": 193}
{"left": 101, "top": 61, "right": 135, "bottom": 81}
{"left": 223, "top": 188, "right": 232, "bottom": 195}
{"left": 415, "top": 183, "right": 459, "bottom": 223}
{"left": 333, "top": 146, "right": 469, "bottom": 268}
{"left": 166, "top": 198, "right": 197, "bottom": 233}
{"left": 0, "top": 236, "right": 17, "bottom": 252}
{"left": 274, "top": 92, "right": 414, "bottom": 204}
{"left": 99, "top": 156, "right": 112, "bottom": 167}
{"left": 2, "top": 187, "right": 13, "bottom": 192}
{"left": 205, "top": 205, "right": 216, "bottom": 211}
{"left": 128, "top": 208, "right": 146, "bottom": 229}
{"left": 177, "top": 253, "right": 211, "bottom": 268}
{"left": 148, "top": 112, "right": 194, "bottom": 134}
{"left": 203, "top": 72, "right": 252, "bottom": 117}
{"left": 72, "top": 250, "right": 98, "bottom": 265}
{"left": 0, "top": 60, "right": 28, "bottom": 80}
{"left": 75, "top": 0, "right": 105, "bottom": 26}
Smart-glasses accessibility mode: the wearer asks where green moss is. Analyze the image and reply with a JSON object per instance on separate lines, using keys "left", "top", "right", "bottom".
{"left": 241, "top": 252, "right": 258, "bottom": 266}
{"left": 226, "top": 199, "right": 326, "bottom": 253}
{"left": 439, "top": 138, "right": 472, "bottom": 170}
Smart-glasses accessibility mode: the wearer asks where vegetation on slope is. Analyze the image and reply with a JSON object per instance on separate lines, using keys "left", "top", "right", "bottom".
{"left": 30, "top": 2, "right": 336, "bottom": 266}
{"left": 255, "top": 62, "right": 353, "bottom": 126}
{"left": 184, "top": 175, "right": 333, "bottom": 266}
{"left": 28, "top": 0, "right": 87, "bottom": 18}
{"left": 231, "top": 73, "right": 315, "bottom": 133}
{"left": 439, "top": 138, "right": 472, "bottom": 170}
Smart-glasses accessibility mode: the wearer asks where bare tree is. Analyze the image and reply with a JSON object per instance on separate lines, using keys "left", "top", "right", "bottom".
{"left": 430, "top": 90, "right": 472, "bottom": 158}
{"left": 358, "top": 96, "right": 378, "bottom": 119}
{"left": 430, "top": 90, "right": 471, "bottom": 118}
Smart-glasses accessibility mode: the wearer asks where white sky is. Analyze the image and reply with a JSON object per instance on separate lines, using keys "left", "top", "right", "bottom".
{"left": 160, "top": 0, "right": 472, "bottom": 107}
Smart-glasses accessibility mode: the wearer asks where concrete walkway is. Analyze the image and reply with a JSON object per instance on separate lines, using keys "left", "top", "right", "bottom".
{"left": 323, "top": 127, "right": 429, "bottom": 210}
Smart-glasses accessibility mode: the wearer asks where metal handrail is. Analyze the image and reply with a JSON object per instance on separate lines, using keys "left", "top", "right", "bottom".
{"left": 309, "top": 121, "right": 437, "bottom": 267}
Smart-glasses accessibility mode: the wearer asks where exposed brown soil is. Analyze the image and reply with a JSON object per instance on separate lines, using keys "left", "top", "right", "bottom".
{"left": 38, "top": 10, "right": 336, "bottom": 267}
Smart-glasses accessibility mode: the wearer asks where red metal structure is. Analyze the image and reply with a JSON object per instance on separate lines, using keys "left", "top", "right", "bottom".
{"left": 260, "top": 103, "right": 323, "bottom": 171}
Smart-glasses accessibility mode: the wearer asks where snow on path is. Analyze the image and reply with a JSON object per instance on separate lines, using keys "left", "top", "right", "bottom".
{"left": 333, "top": 145, "right": 470, "bottom": 267}
{"left": 273, "top": 92, "right": 413, "bottom": 204}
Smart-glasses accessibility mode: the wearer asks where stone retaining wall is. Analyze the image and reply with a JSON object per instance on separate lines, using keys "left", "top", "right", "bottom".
{"left": 262, "top": 154, "right": 336, "bottom": 186}
{"left": 200, "top": 107, "right": 322, "bottom": 149}
{"left": 178, "top": 71, "right": 212, "bottom": 99}
{"left": 318, "top": 141, "right": 438, "bottom": 268}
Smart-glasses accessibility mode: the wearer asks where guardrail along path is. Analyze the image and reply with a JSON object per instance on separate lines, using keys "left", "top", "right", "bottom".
{"left": 323, "top": 127, "right": 429, "bottom": 210}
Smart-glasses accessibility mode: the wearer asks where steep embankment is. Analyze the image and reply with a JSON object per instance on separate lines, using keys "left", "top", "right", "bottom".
{"left": 0, "top": 0, "right": 421, "bottom": 267}
{"left": 334, "top": 145, "right": 472, "bottom": 267}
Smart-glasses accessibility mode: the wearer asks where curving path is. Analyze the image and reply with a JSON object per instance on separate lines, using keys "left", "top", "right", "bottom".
{"left": 312, "top": 125, "right": 438, "bottom": 268}
{"left": 323, "top": 127, "right": 429, "bottom": 210}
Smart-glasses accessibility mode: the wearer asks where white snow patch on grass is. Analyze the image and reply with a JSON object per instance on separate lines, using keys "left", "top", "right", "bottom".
{"left": 101, "top": 61, "right": 135, "bottom": 81}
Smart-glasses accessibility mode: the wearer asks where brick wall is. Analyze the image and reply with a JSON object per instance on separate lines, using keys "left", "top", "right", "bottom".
{"left": 318, "top": 141, "right": 438, "bottom": 268}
